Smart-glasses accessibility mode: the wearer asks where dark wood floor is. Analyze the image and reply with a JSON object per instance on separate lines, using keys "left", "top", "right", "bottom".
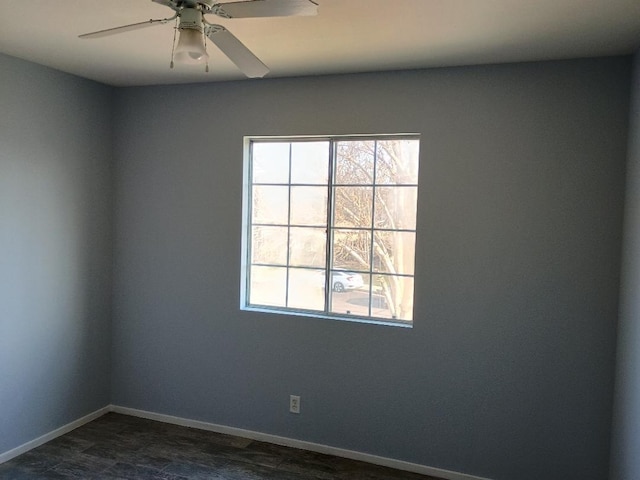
{"left": 0, "top": 413, "right": 440, "bottom": 479}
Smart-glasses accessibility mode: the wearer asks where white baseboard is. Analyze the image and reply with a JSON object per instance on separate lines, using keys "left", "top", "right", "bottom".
{"left": 0, "top": 406, "right": 111, "bottom": 465}
{"left": 111, "top": 405, "right": 492, "bottom": 480}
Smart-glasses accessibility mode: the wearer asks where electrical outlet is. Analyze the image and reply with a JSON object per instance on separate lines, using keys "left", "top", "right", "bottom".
{"left": 289, "top": 395, "right": 300, "bottom": 414}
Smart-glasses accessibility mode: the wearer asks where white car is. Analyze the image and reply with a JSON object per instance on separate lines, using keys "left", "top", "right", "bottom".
{"left": 322, "top": 271, "right": 364, "bottom": 292}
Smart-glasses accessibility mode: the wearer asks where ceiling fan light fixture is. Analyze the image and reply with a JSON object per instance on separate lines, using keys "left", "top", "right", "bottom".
{"left": 173, "top": 7, "right": 208, "bottom": 65}
{"left": 175, "top": 27, "right": 208, "bottom": 64}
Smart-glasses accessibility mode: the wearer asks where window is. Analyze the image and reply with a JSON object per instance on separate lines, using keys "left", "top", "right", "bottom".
{"left": 242, "top": 135, "right": 420, "bottom": 326}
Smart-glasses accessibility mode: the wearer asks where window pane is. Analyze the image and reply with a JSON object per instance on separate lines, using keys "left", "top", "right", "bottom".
{"left": 374, "top": 187, "right": 418, "bottom": 230}
{"left": 252, "top": 142, "right": 290, "bottom": 184}
{"left": 335, "top": 141, "right": 374, "bottom": 185}
{"left": 332, "top": 229, "right": 371, "bottom": 271}
{"left": 252, "top": 226, "right": 287, "bottom": 265}
{"left": 287, "top": 268, "right": 325, "bottom": 311}
{"left": 372, "top": 231, "right": 415, "bottom": 275}
{"left": 375, "top": 139, "right": 420, "bottom": 185}
{"left": 289, "top": 227, "right": 326, "bottom": 268}
{"left": 333, "top": 186, "right": 372, "bottom": 228}
{"left": 291, "top": 142, "right": 329, "bottom": 184}
{"left": 329, "top": 271, "right": 369, "bottom": 316}
{"left": 290, "top": 186, "right": 327, "bottom": 226}
{"left": 249, "top": 266, "right": 286, "bottom": 307}
{"left": 370, "top": 275, "right": 414, "bottom": 322}
{"left": 252, "top": 185, "right": 289, "bottom": 225}
{"left": 330, "top": 289, "right": 369, "bottom": 317}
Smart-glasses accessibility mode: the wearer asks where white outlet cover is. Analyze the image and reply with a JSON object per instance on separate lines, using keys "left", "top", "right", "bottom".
{"left": 290, "top": 395, "right": 300, "bottom": 414}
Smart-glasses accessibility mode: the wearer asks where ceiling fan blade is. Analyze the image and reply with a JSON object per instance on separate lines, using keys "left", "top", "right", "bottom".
{"left": 205, "top": 25, "right": 269, "bottom": 78}
{"left": 79, "top": 17, "right": 173, "bottom": 39}
{"left": 211, "top": 0, "right": 318, "bottom": 19}
{"left": 151, "top": 0, "right": 174, "bottom": 6}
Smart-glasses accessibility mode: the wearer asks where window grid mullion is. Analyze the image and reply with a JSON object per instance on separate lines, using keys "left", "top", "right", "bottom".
{"left": 252, "top": 182, "right": 419, "bottom": 187}
{"left": 250, "top": 263, "right": 414, "bottom": 278}
{"left": 324, "top": 140, "right": 336, "bottom": 314}
{"left": 246, "top": 141, "right": 254, "bottom": 304}
{"left": 367, "top": 141, "right": 378, "bottom": 318}
{"left": 284, "top": 143, "right": 293, "bottom": 308}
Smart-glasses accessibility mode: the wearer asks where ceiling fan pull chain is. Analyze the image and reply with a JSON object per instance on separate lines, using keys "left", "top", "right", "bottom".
{"left": 169, "top": 17, "right": 179, "bottom": 69}
{"left": 204, "top": 31, "right": 210, "bottom": 73}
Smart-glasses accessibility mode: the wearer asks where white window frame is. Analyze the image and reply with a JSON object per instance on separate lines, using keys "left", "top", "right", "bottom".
{"left": 240, "top": 134, "right": 420, "bottom": 327}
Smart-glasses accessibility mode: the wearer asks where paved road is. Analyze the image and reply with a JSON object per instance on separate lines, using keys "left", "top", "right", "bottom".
{"left": 330, "top": 289, "right": 391, "bottom": 318}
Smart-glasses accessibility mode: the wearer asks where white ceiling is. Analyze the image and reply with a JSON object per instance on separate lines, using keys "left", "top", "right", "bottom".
{"left": 1, "top": 0, "right": 639, "bottom": 87}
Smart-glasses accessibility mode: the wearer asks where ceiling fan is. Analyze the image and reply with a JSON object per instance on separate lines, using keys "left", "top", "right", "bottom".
{"left": 79, "top": 0, "right": 319, "bottom": 78}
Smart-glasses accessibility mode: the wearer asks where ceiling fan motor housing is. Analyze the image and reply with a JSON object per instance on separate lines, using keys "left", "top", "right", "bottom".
{"left": 179, "top": 8, "right": 205, "bottom": 32}
{"left": 171, "top": 0, "right": 216, "bottom": 13}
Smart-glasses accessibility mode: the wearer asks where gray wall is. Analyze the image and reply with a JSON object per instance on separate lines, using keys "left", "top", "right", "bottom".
{"left": 0, "top": 54, "right": 113, "bottom": 454}
{"left": 111, "top": 57, "right": 630, "bottom": 480}
{"left": 611, "top": 53, "right": 640, "bottom": 480}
